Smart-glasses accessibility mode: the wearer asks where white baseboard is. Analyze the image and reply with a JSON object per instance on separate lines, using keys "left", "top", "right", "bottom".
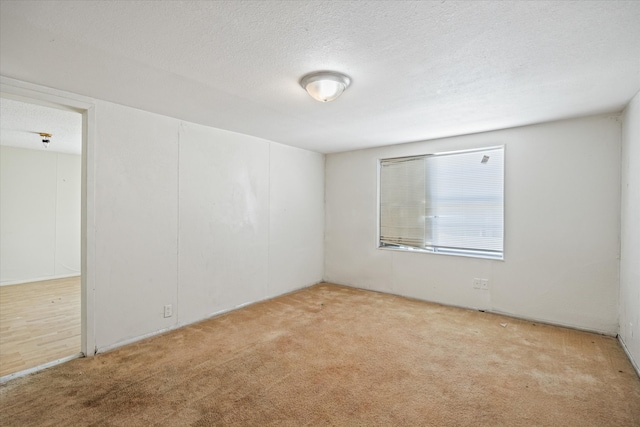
{"left": 96, "top": 280, "right": 323, "bottom": 355}
{"left": 0, "top": 352, "right": 83, "bottom": 384}
{"left": 0, "top": 273, "right": 81, "bottom": 287}
{"left": 328, "top": 281, "right": 618, "bottom": 337}
{"left": 618, "top": 335, "right": 640, "bottom": 379}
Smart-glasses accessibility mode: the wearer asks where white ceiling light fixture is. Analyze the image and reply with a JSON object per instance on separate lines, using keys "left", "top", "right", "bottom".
{"left": 300, "top": 71, "right": 351, "bottom": 102}
{"left": 39, "top": 132, "right": 52, "bottom": 148}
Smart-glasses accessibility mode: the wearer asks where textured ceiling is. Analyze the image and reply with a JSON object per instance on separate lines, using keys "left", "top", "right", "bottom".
{"left": 0, "top": 98, "right": 82, "bottom": 155}
{"left": 1, "top": 0, "right": 639, "bottom": 153}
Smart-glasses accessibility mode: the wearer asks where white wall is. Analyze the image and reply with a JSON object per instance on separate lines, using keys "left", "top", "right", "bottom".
{"left": 267, "top": 142, "right": 324, "bottom": 296}
{"left": 620, "top": 90, "right": 640, "bottom": 371}
{"left": 325, "top": 114, "right": 621, "bottom": 334}
{"left": 93, "top": 102, "right": 180, "bottom": 349}
{"left": 93, "top": 101, "right": 324, "bottom": 351}
{"left": 0, "top": 146, "right": 81, "bottom": 285}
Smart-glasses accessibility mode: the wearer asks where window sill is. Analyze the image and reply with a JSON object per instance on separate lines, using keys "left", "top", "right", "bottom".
{"left": 377, "top": 245, "right": 504, "bottom": 261}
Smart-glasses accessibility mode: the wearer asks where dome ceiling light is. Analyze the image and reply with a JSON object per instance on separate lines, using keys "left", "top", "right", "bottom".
{"left": 300, "top": 71, "right": 351, "bottom": 103}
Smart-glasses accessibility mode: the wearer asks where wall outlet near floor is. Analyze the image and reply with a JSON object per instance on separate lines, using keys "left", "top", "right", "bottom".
{"left": 473, "top": 278, "right": 489, "bottom": 290}
{"left": 164, "top": 304, "right": 173, "bottom": 318}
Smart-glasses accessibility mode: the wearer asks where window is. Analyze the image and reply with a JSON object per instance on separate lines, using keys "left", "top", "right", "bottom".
{"left": 379, "top": 146, "right": 504, "bottom": 259}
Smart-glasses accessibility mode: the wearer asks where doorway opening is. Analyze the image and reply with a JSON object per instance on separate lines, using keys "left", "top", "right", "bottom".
{"left": 0, "top": 93, "right": 87, "bottom": 380}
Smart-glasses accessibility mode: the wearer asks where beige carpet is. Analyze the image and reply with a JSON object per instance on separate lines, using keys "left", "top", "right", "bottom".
{"left": 1, "top": 283, "right": 638, "bottom": 426}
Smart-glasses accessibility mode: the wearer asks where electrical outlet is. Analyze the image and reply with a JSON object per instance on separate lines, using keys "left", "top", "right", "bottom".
{"left": 473, "top": 278, "right": 482, "bottom": 289}
{"left": 164, "top": 304, "right": 173, "bottom": 318}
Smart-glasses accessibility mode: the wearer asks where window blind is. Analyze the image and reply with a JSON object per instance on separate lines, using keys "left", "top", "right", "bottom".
{"left": 379, "top": 147, "right": 504, "bottom": 259}
{"left": 379, "top": 156, "right": 426, "bottom": 248}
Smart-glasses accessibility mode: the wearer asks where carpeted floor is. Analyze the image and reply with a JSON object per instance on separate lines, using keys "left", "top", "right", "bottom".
{"left": 1, "top": 283, "right": 639, "bottom": 426}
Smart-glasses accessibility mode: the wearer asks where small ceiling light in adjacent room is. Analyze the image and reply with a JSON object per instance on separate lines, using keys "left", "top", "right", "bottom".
{"left": 39, "top": 132, "right": 52, "bottom": 148}
{"left": 300, "top": 71, "right": 351, "bottom": 102}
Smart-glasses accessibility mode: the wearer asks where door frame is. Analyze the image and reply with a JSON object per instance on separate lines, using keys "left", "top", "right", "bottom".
{"left": 1, "top": 76, "right": 96, "bottom": 357}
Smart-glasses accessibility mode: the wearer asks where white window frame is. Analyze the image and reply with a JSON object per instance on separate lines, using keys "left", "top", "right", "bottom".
{"left": 377, "top": 146, "right": 505, "bottom": 260}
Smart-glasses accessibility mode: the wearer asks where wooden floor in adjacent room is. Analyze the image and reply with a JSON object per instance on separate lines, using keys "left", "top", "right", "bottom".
{"left": 1, "top": 283, "right": 639, "bottom": 426}
{"left": 0, "top": 276, "right": 81, "bottom": 378}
